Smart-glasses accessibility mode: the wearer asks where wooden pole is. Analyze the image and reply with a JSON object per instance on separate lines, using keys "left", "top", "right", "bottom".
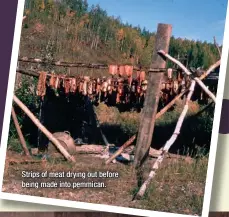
{"left": 18, "top": 57, "right": 142, "bottom": 71}
{"left": 105, "top": 135, "right": 136, "bottom": 164}
{"left": 11, "top": 106, "right": 30, "bottom": 156}
{"left": 16, "top": 68, "right": 39, "bottom": 77}
{"left": 133, "top": 23, "right": 172, "bottom": 168}
{"left": 13, "top": 95, "right": 76, "bottom": 163}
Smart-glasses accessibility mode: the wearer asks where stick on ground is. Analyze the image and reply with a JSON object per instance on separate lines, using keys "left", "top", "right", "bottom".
{"left": 105, "top": 135, "right": 136, "bottom": 164}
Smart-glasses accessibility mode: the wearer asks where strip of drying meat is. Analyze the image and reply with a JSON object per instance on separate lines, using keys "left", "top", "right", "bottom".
{"left": 109, "top": 65, "right": 118, "bottom": 76}
{"left": 119, "top": 65, "right": 125, "bottom": 77}
{"left": 36, "top": 71, "right": 47, "bottom": 100}
{"left": 49, "top": 72, "right": 55, "bottom": 88}
{"left": 70, "top": 77, "right": 77, "bottom": 93}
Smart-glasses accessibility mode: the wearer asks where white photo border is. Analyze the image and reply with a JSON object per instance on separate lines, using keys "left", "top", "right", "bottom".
{"left": 1, "top": 1, "right": 229, "bottom": 217}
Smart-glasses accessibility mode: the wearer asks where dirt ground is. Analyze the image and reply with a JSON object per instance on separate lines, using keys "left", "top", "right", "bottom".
{"left": 2, "top": 150, "right": 207, "bottom": 216}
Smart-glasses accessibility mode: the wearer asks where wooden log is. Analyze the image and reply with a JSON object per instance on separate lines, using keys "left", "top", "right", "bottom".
{"left": 16, "top": 68, "right": 39, "bottom": 77}
{"left": 134, "top": 80, "right": 196, "bottom": 199}
{"left": 75, "top": 144, "right": 106, "bottom": 154}
{"left": 18, "top": 57, "right": 142, "bottom": 71}
{"left": 11, "top": 107, "right": 30, "bottom": 156}
{"left": 105, "top": 135, "right": 136, "bottom": 164}
{"left": 13, "top": 95, "right": 76, "bottom": 163}
{"left": 133, "top": 23, "right": 172, "bottom": 168}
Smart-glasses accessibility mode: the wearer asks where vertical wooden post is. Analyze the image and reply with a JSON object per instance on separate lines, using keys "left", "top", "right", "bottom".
{"left": 133, "top": 23, "right": 172, "bottom": 168}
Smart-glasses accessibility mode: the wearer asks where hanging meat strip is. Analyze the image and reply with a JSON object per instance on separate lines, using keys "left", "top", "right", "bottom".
{"left": 92, "top": 79, "right": 96, "bottom": 94}
{"left": 96, "top": 78, "right": 101, "bottom": 94}
{"left": 131, "top": 80, "right": 137, "bottom": 93}
{"left": 136, "top": 84, "right": 141, "bottom": 105}
{"left": 167, "top": 68, "right": 173, "bottom": 79}
{"left": 96, "top": 78, "right": 101, "bottom": 102}
{"left": 161, "top": 82, "right": 166, "bottom": 90}
{"left": 87, "top": 80, "right": 93, "bottom": 95}
{"left": 49, "top": 72, "right": 55, "bottom": 88}
{"left": 113, "top": 80, "right": 118, "bottom": 91}
{"left": 137, "top": 85, "right": 141, "bottom": 94}
{"left": 177, "top": 69, "right": 184, "bottom": 84}
{"left": 172, "top": 80, "right": 179, "bottom": 95}
{"left": 70, "top": 77, "right": 77, "bottom": 93}
{"left": 165, "top": 82, "right": 170, "bottom": 91}
{"left": 125, "top": 65, "right": 133, "bottom": 86}
{"left": 141, "top": 80, "right": 148, "bottom": 92}
{"left": 116, "top": 78, "right": 124, "bottom": 104}
{"left": 125, "top": 65, "right": 133, "bottom": 77}
{"left": 139, "top": 71, "right": 146, "bottom": 84}
{"left": 137, "top": 70, "right": 140, "bottom": 80}
{"left": 55, "top": 76, "right": 60, "bottom": 89}
{"left": 36, "top": 71, "right": 47, "bottom": 100}
{"left": 129, "top": 79, "right": 137, "bottom": 106}
{"left": 83, "top": 76, "right": 90, "bottom": 96}
{"left": 79, "top": 78, "right": 84, "bottom": 93}
{"left": 119, "top": 65, "right": 125, "bottom": 77}
{"left": 139, "top": 80, "right": 147, "bottom": 107}
{"left": 107, "top": 78, "right": 112, "bottom": 94}
{"left": 101, "top": 80, "right": 108, "bottom": 93}
{"left": 109, "top": 65, "right": 118, "bottom": 76}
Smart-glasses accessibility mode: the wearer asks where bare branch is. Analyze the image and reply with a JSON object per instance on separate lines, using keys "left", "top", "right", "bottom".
{"left": 214, "top": 36, "right": 221, "bottom": 58}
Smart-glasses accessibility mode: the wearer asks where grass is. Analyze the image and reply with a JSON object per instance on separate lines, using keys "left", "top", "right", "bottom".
{"left": 94, "top": 100, "right": 211, "bottom": 154}
{"left": 3, "top": 147, "right": 208, "bottom": 216}
{"left": 138, "top": 156, "right": 208, "bottom": 215}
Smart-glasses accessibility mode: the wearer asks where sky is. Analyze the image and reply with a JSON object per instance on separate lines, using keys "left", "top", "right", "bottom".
{"left": 86, "top": 0, "right": 228, "bottom": 45}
